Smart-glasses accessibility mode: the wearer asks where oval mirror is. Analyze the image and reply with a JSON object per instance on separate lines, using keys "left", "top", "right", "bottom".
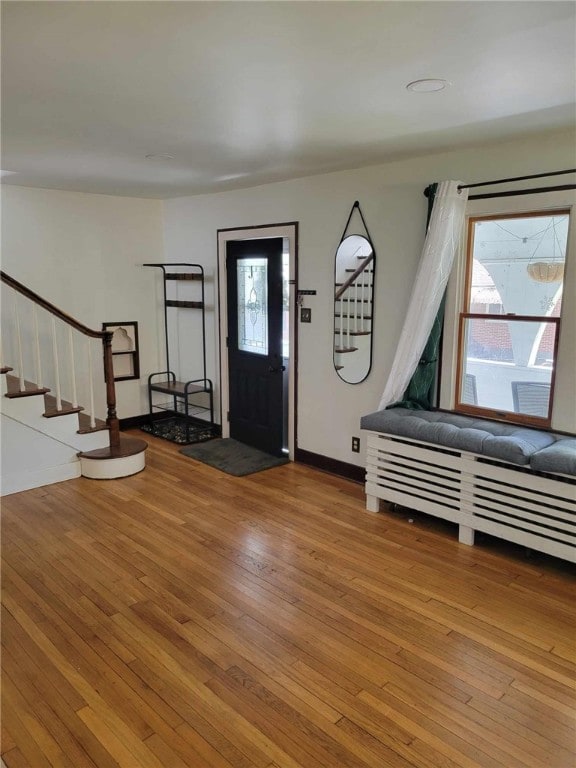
{"left": 333, "top": 234, "right": 375, "bottom": 383}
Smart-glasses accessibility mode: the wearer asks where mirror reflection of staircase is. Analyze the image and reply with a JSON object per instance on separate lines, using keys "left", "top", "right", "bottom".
{"left": 1, "top": 271, "right": 147, "bottom": 495}
{"left": 334, "top": 245, "right": 374, "bottom": 382}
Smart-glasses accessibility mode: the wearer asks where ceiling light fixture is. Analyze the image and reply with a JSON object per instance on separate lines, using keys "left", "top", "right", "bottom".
{"left": 145, "top": 153, "right": 175, "bottom": 161}
{"left": 406, "top": 79, "right": 449, "bottom": 93}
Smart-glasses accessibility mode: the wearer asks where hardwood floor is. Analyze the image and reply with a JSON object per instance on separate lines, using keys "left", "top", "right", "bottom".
{"left": 2, "top": 431, "right": 575, "bottom": 768}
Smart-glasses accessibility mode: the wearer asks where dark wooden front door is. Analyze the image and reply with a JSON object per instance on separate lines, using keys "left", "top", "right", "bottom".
{"left": 226, "top": 238, "right": 284, "bottom": 456}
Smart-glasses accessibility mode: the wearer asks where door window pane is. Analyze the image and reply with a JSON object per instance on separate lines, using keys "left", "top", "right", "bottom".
{"left": 237, "top": 257, "right": 268, "bottom": 355}
{"left": 282, "top": 246, "right": 290, "bottom": 359}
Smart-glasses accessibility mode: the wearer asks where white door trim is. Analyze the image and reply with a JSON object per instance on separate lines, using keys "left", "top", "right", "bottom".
{"left": 217, "top": 224, "right": 297, "bottom": 458}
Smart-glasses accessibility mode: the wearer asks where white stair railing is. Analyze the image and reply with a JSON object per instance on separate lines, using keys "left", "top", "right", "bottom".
{"left": 68, "top": 327, "right": 78, "bottom": 409}
{"left": 50, "top": 316, "right": 63, "bottom": 411}
{"left": 1, "top": 270, "right": 120, "bottom": 448}
{"left": 32, "top": 304, "right": 44, "bottom": 389}
{"left": 13, "top": 294, "right": 25, "bottom": 390}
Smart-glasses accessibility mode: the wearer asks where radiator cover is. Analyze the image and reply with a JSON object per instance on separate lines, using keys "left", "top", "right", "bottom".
{"left": 365, "top": 431, "right": 576, "bottom": 562}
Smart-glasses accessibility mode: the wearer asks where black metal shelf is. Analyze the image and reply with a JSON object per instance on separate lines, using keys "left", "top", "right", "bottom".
{"left": 143, "top": 264, "right": 217, "bottom": 445}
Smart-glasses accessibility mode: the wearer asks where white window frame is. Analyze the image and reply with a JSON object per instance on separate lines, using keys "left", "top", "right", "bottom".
{"left": 440, "top": 190, "right": 576, "bottom": 433}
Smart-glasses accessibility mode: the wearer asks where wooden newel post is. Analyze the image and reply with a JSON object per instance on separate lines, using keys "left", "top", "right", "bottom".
{"left": 102, "top": 332, "right": 120, "bottom": 448}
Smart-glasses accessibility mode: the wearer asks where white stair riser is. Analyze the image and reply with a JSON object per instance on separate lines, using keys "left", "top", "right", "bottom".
{"left": 80, "top": 452, "right": 146, "bottom": 480}
{"left": 1, "top": 414, "right": 81, "bottom": 495}
{"left": 1, "top": 392, "right": 108, "bottom": 451}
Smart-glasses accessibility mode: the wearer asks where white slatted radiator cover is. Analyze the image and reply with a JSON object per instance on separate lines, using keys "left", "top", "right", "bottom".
{"left": 365, "top": 432, "right": 576, "bottom": 562}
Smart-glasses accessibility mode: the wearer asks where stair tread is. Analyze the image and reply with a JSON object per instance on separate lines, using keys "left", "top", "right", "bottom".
{"left": 79, "top": 435, "right": 147, "bottom": 460}
{"left": 78, "top": 413, "right": 108, "bottom": 434}
{"left": 5, "top": 374, "right": 50, "bottom": 398}
{"left": 43, "top": 393, "right": 84, "bottom": 417}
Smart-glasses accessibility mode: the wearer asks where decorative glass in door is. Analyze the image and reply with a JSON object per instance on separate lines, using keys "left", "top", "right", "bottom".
{"left": 237, "top": 257, "right": 268, "bottom": 355}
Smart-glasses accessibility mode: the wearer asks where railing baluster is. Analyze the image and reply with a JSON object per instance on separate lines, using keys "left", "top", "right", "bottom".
{"left": 361, "top": 274, "right": 366, "bottom": 332}
{"left": 68, "top": 326, "right": 78, "bottom": 408}
{"left": 347, "top": 289, "right": 351, "bottom": 347}
{"left": 51, "top": 316, "right": 62, "bottom": 410}
{"left": 33, "top": 304, "right": 43, "bottom": 388}
{"left": 87, "top": 338, "right": 96, "bottom": 428}
{"left": 14, "top": 294, "right": 25, "bottom": 390}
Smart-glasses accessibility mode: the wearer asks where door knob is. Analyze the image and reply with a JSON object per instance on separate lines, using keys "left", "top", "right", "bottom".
{"left": 268, "top": 365, "right": 286, "bottom": 373}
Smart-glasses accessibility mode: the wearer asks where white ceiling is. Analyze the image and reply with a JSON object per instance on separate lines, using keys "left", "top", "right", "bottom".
{"left": 2, "top": 1, "right": 575, "bottom": 199}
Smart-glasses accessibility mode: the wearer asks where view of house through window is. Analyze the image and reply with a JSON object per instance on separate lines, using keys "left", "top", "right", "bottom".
{"left": 457, "top": 210, "right": 569, "bottom": 425}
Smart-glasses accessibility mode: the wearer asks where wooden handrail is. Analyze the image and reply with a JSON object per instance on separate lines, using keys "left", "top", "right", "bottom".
{"left": 335, "top": 253, "right": 374, "bottom": 300}
{"left": 1, "top": 270, "right": 120, "bottom": 448}
{"left": 1, "top": 271, "right": 107, "bottom": 339}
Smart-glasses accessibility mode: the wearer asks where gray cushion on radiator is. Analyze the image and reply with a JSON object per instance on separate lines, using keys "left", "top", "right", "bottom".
{"left": 530, "top": 438, "right": 576, "bottom": 476}
{"left": 360, "top": 407, "right": 556, "bottom": 465}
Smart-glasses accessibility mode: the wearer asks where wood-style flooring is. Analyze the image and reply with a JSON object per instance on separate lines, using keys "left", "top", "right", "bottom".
{"left": 2, "top": 431, "right": 575, "bottom": 768}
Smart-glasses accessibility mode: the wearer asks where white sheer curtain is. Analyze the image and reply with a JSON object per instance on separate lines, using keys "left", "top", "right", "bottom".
{"left": 378, "top": 180, "right": 469, "bottom": 410}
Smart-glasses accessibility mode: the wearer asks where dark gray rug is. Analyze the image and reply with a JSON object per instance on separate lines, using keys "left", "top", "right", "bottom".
{"left": 179, "top": 438, "right": 289, "bottom": 476}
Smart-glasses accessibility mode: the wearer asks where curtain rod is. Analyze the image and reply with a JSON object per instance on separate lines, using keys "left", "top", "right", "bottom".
{"left": 424, "top": 169, "right": 576, "bottom": 199}
{"left": 458, "top": 168, "right": 575, "bottom": 190}
{"left": 469, "top": 183, "right": 576, "bottom": 200}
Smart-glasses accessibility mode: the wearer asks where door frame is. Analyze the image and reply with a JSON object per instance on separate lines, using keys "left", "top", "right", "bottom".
{"left": 217, "top": 223, "right": 298, "bottom": 458}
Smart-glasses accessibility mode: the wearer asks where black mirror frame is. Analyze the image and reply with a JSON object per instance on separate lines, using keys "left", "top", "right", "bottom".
{"left": 333, "top": 202, "right": 375, "bottom": 384}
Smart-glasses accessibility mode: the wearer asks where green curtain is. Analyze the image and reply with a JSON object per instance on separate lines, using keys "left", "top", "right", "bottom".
{"left": 393, "top": 183, "right": 443, "bottom": 410}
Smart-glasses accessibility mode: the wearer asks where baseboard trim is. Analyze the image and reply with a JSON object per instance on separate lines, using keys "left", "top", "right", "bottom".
{"left": 295, "top": 448, "right": 364, "bottom": 483}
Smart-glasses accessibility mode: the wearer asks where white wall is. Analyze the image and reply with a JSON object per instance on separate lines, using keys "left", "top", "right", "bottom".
{"left": 2, "top": 129, "right": 573, "bottom": 465}
{"left": 162, "top": 128, "right": 576, "bottom": 466}
{"left": 0, "top": 414, "right": 81, "bottom": 495}
{"left": 1, "top": 186, "right": 164, "bottom": 418}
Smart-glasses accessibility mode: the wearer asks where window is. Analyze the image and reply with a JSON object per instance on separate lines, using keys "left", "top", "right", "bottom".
{"left": 455, "top": 210, "right": 569, "bottom": 426}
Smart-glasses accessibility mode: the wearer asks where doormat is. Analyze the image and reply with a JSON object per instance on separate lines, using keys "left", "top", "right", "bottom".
{"left": 179, "top": 438, "right": 289, "bottom": 476}
{"left": 141, "top": 417, "right": 216, "bottom": 445}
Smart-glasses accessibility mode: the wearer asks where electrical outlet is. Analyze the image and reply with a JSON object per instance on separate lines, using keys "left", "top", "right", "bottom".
{"left": 351, "top": 436, "right": 360, "bottom": 453}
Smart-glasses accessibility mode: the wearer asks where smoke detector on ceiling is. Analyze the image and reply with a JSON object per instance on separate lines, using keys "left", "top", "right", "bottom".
{"left": 406, "top": 79, "right": 450, "bottom": 93}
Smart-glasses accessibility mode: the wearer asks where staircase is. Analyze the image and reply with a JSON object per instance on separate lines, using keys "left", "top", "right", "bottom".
{"left": 1, "top": 271, "right": 147, "bottom": 495}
